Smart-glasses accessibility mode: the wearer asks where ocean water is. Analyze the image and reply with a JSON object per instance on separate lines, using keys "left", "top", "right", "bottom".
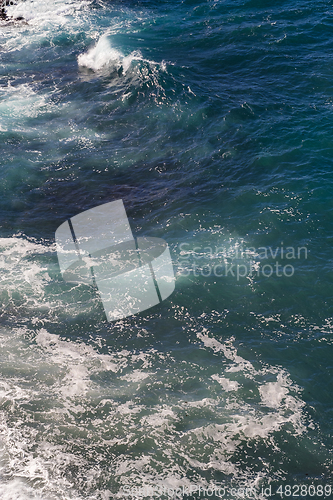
{"left": 1, "top": 0, "right": 333, "bottom": 498}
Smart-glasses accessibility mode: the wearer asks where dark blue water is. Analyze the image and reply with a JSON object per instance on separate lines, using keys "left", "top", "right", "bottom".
{"left": 1, "top": 0, "right": 333, "bottom": 498}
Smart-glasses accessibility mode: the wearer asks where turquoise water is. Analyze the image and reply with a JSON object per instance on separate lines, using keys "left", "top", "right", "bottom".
{"left": 1, "top": 0, "right": 333, "bottom": 498}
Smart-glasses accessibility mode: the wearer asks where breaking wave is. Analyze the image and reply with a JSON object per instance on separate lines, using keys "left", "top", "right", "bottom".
{"left": 78, "top": 34, "right": 166, "bottom": 75}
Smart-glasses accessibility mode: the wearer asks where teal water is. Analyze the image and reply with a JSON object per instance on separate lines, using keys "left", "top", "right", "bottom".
{"left": 1, "top": 0, "right": 333, "bottom": 498}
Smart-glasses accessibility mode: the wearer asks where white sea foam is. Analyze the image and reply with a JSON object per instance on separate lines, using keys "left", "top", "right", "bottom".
{"left": 0, "top": 84, "right": 54, "bottom": 133}
{"left": 0, "top": 319, "right": 315, "bottom": 498}
{"left": 0, "top": 234, "right": 326, "bottom": 498}
{"left": 77, "top": 35, "right": 125, "bottom": 72}
{"left": 0, "top": 480, "right": 45, "bottom": 500}
{"left": 5, "top": 0, "right": 89, "bottom": 25}
{"left": 211, "top": 373, "right": 240, "bottom": 391}
{"left": 78, "top": 34, "right": 163, "bottom": 74}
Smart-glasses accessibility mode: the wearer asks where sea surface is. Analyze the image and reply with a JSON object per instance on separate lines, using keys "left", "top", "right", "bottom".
{"left": 1, "top": 0, "right": 333, "bottom": 498}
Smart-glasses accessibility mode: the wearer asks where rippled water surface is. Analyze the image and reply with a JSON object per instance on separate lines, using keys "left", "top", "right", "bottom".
{"left": 1, "top": 0, "right": 333, "bottom": 498}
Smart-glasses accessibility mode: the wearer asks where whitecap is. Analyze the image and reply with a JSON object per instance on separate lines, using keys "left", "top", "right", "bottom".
{"left": 78, "top": 34, "right": 163, "bottom": 75}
